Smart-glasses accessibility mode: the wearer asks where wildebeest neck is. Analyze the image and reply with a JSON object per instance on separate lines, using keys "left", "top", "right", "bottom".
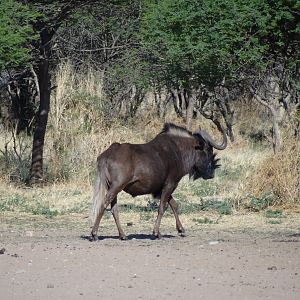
{"left": 156, "top": 132, "right": 198, "bottom": 177}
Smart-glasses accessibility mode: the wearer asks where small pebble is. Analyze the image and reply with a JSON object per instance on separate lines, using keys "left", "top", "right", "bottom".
{"left": 209, "top": 241, "right": 219, "bottom": 245}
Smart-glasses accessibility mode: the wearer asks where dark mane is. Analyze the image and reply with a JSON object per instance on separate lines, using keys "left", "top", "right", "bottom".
{"left": 161, "top": 123, "right": 192, "bottom": 138}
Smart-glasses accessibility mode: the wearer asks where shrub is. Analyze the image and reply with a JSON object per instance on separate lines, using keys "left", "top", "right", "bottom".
{"left": 265, "top": 209, "right": 285, "bottom": 219}
{"left": 246, "top": 192, "right": 274, "bottom": 211}
{"left": 241, "top": 132, "right": 300, "bottom": 208}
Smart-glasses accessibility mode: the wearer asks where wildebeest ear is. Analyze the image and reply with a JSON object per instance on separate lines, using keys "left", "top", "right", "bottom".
{"left": 194, "top": 134, "right": 206, "bottom": 151}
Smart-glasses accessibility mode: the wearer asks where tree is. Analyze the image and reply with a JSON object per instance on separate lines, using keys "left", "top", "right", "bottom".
{"left": 141, "top": 0, "right": 300, "bottom": 143}
{"left": 141, "top": 0, "right": 261, "bottom": 129}
{"left": 21, "top": 0, "right": 105, "bottom": 183}
{"left": 247, "top": 0, "right": 300, "bottom": 152}
{"left": 55, "top": 1, "right": 147, "bottom": 119}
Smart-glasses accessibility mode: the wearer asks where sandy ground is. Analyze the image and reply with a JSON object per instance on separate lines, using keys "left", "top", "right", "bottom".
{"left": 0, "top": 213, "right": 300, "bottom": 300}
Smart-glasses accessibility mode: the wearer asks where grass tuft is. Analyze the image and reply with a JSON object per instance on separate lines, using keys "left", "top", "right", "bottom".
{"left": 192, "top": 217, "right": 218, "bottom": 224}
{"left": 241, "top": 131, "right": 300, "bottom": 208}
{"left": 265, "top": 209, "right": 285, "bottom": 219}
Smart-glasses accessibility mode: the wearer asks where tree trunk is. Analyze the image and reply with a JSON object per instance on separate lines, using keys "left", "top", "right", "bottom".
{"left": 186, "top": 94, "right": 195, "bottom": 131}
{"left": 170, "top": 89, "right": 184, "bottom": 118}
{"left": 272, "top": 111, "right": 281, "bottom": 153}
{"left": 28, "top": 30, "right": 52, "bottom": 184}
{"left": 250, "top": 88, "right": 282, "bottom": 154}
{"left": 216, "top": 97, "right": 235, "bottom": 142}
{"left": 295, "top": 104, "right": 300, "bottom": 138}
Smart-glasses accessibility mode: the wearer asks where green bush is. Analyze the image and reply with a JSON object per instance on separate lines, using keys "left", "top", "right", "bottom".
{"left": 247, "top": 192, "right": 274, "bottom": 211}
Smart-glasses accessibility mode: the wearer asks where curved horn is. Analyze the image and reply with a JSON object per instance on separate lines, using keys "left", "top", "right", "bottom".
{"left": 197, "top": 122, "right": 227, "bottom": 150}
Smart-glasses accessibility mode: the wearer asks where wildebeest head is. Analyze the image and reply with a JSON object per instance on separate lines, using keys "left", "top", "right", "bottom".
{"left": 190, "top": 125, "right": 227, "bottom": 180}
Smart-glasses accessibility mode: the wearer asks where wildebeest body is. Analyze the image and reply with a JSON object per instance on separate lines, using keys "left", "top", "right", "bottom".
{"left": 102, "top": 138, "right": 183, "bottom": 198}
{"left": 91, "top": 123, "right": 227, "bottom": 240}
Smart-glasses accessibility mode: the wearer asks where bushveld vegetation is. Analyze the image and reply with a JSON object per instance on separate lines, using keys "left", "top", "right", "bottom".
{"left": 0, "top": 0, "right": 299, "bottom": 220}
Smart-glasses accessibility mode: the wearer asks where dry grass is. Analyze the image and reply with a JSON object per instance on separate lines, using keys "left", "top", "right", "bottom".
{"left": 46, "top": 62, "right": 180, "bottom": 181}
{"left": 240, "top": 128, "right": 300, "bottom": 208}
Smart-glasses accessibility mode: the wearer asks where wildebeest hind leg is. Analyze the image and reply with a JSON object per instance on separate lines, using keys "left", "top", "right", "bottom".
{"left": 91, "top": 186, "right": 120, "bottom": 241}
{"left": 169, "top": 196, "right": 185, "bottom": 236}
{"left": 91, "top": 206, "right": 106, "bottom": 241}
{"left": 111, "top": 198, "right": 127, "bottom": 240}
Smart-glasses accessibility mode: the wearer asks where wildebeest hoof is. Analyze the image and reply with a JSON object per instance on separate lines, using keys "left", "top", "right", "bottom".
{"left": 119, "top": 235, "right": 128, "bottom": 241}
{"left": 178, "top": 227, "right": 186, "bottom": 237}
{"left": 90, "top": 233, "right": 98, "bottom": 242}
{"left": 153, "top": 232, "right": 162, "bottom": 239}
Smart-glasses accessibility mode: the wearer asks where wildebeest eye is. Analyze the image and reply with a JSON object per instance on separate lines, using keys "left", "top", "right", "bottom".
{"left": 194, "top": 134, "right": 205, "bottom": 151}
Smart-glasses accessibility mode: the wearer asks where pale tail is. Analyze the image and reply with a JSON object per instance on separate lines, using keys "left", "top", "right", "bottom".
{"left": 90, "top": 168, "right": 108, "bottom": 223}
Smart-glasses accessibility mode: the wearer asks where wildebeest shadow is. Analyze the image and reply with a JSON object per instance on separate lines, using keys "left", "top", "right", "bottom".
{"left": 80, "top": 233, "right": 176, "bottom": 242}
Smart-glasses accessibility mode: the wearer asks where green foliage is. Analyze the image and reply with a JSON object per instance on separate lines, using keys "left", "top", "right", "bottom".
{"left": 265, "top": 208, "right": 286, "bottom": 224}
{"left": 200, "top": 199, "right": 233, "bottom": 215}
{"left": 117, "top": 197, "right": 232, "bottom": 216}
{"left": 0, "top": 189, "right": 88, "bottom": 217}
{"left": 191, "top": 181, "right": 218, "bottom": 198}
{"left": 141, "top": 0, "right": 300, "bottom": 89}
{"left": 0, "top": 194, "right": 59, "bottom": 218}
{"left": 265, "top": 209, "right": 285, "bottom": 219}
{"left": 171, "top": 197, "right": 232, "bottom": 215}
{"left": 267, "top": 219, "right": 282, "bottom": 224}
{"left": 0, "top": 0, "right": 40, "bottom": 71}
{"left": 175, "top": 200, "right": 202, "bottom": 214}
{"left": 193, "top": 217, "right": 217, "bottom": 224}
{"left": 0, "top": 194, "right": 26, "bottom": 211}
{"left": 119, "top": 200, "right": 159, "bottom": 213}
{"left": 146, "top": 199, "right": 159, "bottom": 211}
{"left": 247, "top": 192, "right": 274, "bottom": 211}
{"left": 31, "top": 202, "right": 59, "bottom": 218}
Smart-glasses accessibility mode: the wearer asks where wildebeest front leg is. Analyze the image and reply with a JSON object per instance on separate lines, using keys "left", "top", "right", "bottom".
{"left": 153, "top": 192, "right": 170, "bottom": 239}
{"left": 169, "top": 196, "right": 185, "bottom": 236}
{"left": 111, "top": 198, "right": 127, "bottom": 240}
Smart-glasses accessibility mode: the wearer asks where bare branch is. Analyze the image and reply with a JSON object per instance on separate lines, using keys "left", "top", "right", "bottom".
{"left": 249, "top": 87, "right": 273, "bottom": 111}
{"left": 30, "top": 64, "right": 40, "bottom": 100}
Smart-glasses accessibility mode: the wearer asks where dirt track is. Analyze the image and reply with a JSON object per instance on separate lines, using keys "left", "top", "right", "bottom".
{"left": 1, "top": 213, "right": 300, "bottom": 300}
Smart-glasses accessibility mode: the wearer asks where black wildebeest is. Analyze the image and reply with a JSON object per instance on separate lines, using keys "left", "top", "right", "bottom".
{"left": 90, "top": 122, "right": 227, "bottom": 240}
